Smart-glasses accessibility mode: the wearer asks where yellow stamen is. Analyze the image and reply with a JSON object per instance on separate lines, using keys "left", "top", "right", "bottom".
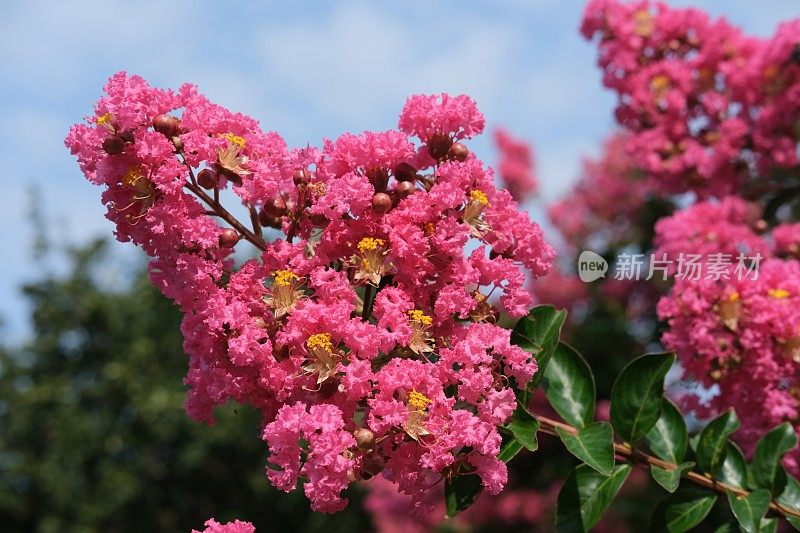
{"left": 407, "top": 309, "right": 432, "bottom": 327}
{"left": 223, "top": 133, "right": 246, "bottom": 147}
{"left": 358, "top": 237, "right": 386, "bottom": 253}
{"left": 769, "top": 288, "right": 791, "bottom": 299}
{"left": 650, "top": 75, "right": 670, "bottom": 95}
{"left": 96, "top": 112, "right": 113, "bottom": 127}
{"left": 634, "top": 10, "right": 654, "bottom": 37}
{"left": 273, "top": 270, "right": 299, "bottom": 287}
{"left": 727, "top": 292, "right": 740, "bottom": 302}
{"left": 407, "top": 389, "right": 432, "bottom": 411}
{"left": 122, "top": 167, "right": 143, "bottom": 188}
{"left": 470, "top": 190, "right": 489, "bottom": 206}
{"left": 306, "top": 333, "right": 333, "bottom": 353}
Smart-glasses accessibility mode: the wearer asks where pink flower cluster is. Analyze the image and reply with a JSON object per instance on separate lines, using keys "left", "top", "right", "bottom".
{"left": 658, "top": 258, "right": 800, "bottom": 467}
{"left": 192, "top": 518, "right": 255, "bottom": 533}
{"left": 655, "top": 198, "right": 800, "bottom": 466}
{"left": 582, "top": 0, "right": 800, "bottom": 196}
{"left": 653, "top": 195, "right": 770, "bottom": 271}
{"left": 66, "top": 73, "right": 555, "bottom": 514}
{"left": 549, "top": 132, "right": 658, "bottom": 249}
{"left": 493, "top": 128, "right": 538, "bottom": 201}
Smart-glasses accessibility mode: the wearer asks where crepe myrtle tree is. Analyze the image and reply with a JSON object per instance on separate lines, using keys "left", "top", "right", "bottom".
{"left": 65, "top": 7, "right": 800, "bottom": 524}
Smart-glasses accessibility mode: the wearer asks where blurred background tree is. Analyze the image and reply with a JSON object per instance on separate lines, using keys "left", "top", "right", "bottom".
{"left": 0, "top": 239, "right": 369, "bottom": 532}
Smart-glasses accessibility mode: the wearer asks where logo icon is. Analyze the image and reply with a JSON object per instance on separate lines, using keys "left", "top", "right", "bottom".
{"left": 578, "top": 251, "right": 608, "bottom": 282}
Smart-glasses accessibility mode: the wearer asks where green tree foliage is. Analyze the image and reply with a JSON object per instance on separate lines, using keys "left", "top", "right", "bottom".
{"left": 0, "top": 240, "right": 369, "bottom": 532}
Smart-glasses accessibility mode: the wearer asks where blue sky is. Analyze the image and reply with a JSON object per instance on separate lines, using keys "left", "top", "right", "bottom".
{"left": 1, "top": 0, "right": 797, "bottom": 344}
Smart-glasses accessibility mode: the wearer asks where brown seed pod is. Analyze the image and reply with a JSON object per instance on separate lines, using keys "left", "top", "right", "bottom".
{"left": 394, "top": 162, "right": 418, "bottom": 182}
{"left": 102, "top": 136, "right": 125, "bottom": 155}
{"left": 427, "top": 132, "right": 453, "bottom": 160}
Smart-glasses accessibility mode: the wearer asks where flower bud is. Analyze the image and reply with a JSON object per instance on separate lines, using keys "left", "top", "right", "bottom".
{"left": 293, "top": 169, "right": 311, "bottom": 186}
{"left": 318, "top": 378, "right": 340, "bottom": 398}
{"left": 754, "top": 219, "right": 769, "bottom": 234}
{"left": 273, "top": 343, "right": 290, "bottom": 362}
{"left": 354, "top": 428, "right": 375, "bottom": 449}
{"left": 394, "top": 162, "right": 417, "bottom": 182}
{"left": 102, "top": 135, "right": 125, "bottom": 155}
{"left": 258, "top": 210, "right": 283, "bottom": 228}
{"left": 171, "top": 135, "right": 184, "bottom": 152}
{"left": 427, "top": 132, "right": 452, "bottom": 160}
{"left": 447, "top": 142, "right": 469, "bottom": 162}
{"left": 263, "top": 196, "right": 288, "bottom": 218}
{"left": 197, "top": 168, "right": 217, "bottom": 189}
{"left": 371, "top": 192, "right": 392, "bottom": 214}
{"left": 219, "top": 228, "right": 240, "bottom": 248}
{"left": 366, "top": 167, "right": 389, "bottom": 191}
{"left": 152, "top": 113, "right": 181, "bottom": 138}
{"left": 309, "top": 213, "right": 329, "bottom": 228}
{"left": 360, "top": 453, "right": 385, "bottom": 479}
{"left": 395, "top": 181, "right": 415, "bottom": 198}
{"left": 118, "top": 130, "right": 135, "bottom": 144}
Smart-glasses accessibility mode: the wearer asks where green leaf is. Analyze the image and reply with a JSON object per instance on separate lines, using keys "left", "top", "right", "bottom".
{"left": 718, "top": 441, "right": 748, "bottom": 489}
{"left": 506, "top": 406, "right": 539, "bottom": 451}
{"left": 651, "top": 461, "right": 695, "bottom": 493}
{"left": 752, "top": 422, "right": 797, "bottom": 496}
{"left": 726, "top": 488, "right": 770, "bottom": 533}
{"left": 695, "top": 410, "right": 740, "bottom": 475}
{"left": 511, "top": 305, "right": 567, "bottom": 395}
{"left": 648, "top": 487, "right": 717, "bottom": 533}
{"left": 777, "top": 473, "right": 800, "bottom": 530}
{"left": 542, "top": 342, "right": 596, "bottom": 428}
{"left": 556, "top": 422, "right": 615, "bottom": 476}
{"left": 555, "top": 464, "right": 631, "bottom": 532}
{"left": 498, "top": 433, "right": 523, "bottom": 463}
{"left": 445, "top": 473, "right": 482, "bottom": 517}
{"left": 759, "top": 517, "right": 778, "bottom": 533}
{"left": 610, "top": 352, "right": 675, "bottom": 445}
{"left": 644, "top": 398, "right": 688, "bottom": 463}
{"left": 712, "top": 522, "right": 740, "bottom": 533}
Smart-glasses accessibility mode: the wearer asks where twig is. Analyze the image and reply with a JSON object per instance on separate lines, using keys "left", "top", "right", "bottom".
{"left": 535, "top": 415, "right": 800, "bottom": 520}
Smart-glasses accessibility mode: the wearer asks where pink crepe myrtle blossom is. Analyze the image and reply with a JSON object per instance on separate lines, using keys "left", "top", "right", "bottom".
{"left": 493, "top": 127, "right": 538, "bottom": 201}
{"left": 66, "top": 74, "right": 554, "bottom": 513}
{"left": 658, "top": 258, "right": 800, "bottom": 471}
{"left": 582, "top": 0, "right": 800, "bottom": 197}
{"left": 192, "top": 518, "right": 255, "bottom": 533}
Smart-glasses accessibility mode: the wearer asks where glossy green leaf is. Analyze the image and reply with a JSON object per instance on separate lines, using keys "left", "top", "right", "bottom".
{"left": 712, "top": 521, "right": 739, "bottom": 533}
{"left": 695, "top": 410, "right": 740, "bottom": 475}
{"left": 644, "top": 398, "right": 688, "bottom": 463}
{"left": 777, "top": 474, "right": 800, "bottom": 530}
{"left": 542, "top": 342, "right": 595, "bottom": 428}
{"left": 610, "top": 352, "right": 675, "bottom": 445}
{"left": 506, "top": 406, "right": 539, "bottom": 451}
{"left": 718, "top": 441, "right": 748, "bottom": 489}
{"left": 498, "top": 433, "right": 523, "bottom": 463}
{"left": 511, "top": 305, "right": 567, "bottom": 395}
{"left": 651, "top": 461, "right": 695, "bottom": 493}
{"left": 556, "top": 422, "right": 615, "bottom": 476}
{"left": 555, "top": 464, "right": 631, "bottom": 532}
{"left": 445, "top": 473, "right": 482, "bottom": 517}
{"left": 648, "top": 487, "right": 717, "bottom": 533}
{"left": 726, "top": 488, "right": 770, "bottom": 533}
{"left": 759, "top": 518, "right": 778, "bottom": 533}
{"left": 752, "top": 422, "right": 797, "bottom": 496}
